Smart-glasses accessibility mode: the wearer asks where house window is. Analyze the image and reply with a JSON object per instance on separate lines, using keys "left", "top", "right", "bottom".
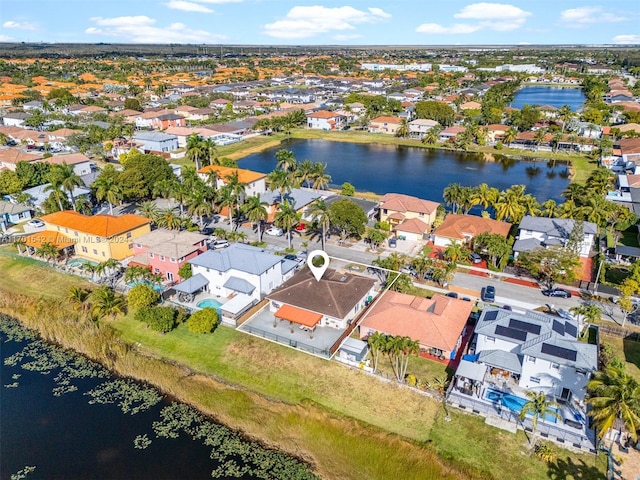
{"left": 170, "top": 258, "right": 176, "bottom": 263}
{"left": 96, "top": 237, "right": 101, "bottom": 243}
{"left": 167, "top": 272, "right": 174, "bottom": 281}
{"left": 160, "top": 255, "right": 165, "bottom": 262}
{"left": 101, "top": 252, "right": 105, "bottom": 257}
{"left": 92, "top": 249, "right": 97, "bottom": 255}
{"left": 149, "top": 253, "right": 154, "bottom": 258}
{"left": 65, "top": 228, "right": 68, "bottom": 233}
{"left": 419, "top": 212, "right": 424, "bottom": 217}
{"left": 126, "top": 232, "right": 132, "bottom": 239}
{"left": 81, "top": 246, "right": 88, "bottom": 253}
{"left": 530, "top": 376, "right": 541, "bottom": 384}
{"left": 486, "top": 336, "right": 495, "bottom": 343}
{"left": 528, "top": 356, "right": 536, "bottom": 363}
{"left": 551, "top": 362, "right": 560, "bottom": 370}
{"left": 135, "top": 243, "right": 141, "bottom": 248}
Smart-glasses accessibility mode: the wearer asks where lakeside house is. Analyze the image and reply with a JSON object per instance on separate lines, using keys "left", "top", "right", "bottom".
{"left": 379, "top": 193, "right": 439, "bottom": 241}
{"left": 267, "top": 268, "right": 376, "bottom": 330}
{"left": 197, "top": 165, "right": 267, "bottom": 198}
{"left": 512, "top": 216, "right": 597, "bottom": 258}
{"left": 130, "top": 229, "right": 209, "bottom": 284}
{"left": 133, "top": 132, "right": 179, "bottom": 154}
{"left": 33, "top": 210, "right": 151, "bottom": 262}
{"left": 306, "top": 110, "right": 347, "bottom": 130}
{"left": 368, "top": 116, "right": 403, "bottom": 135}
{"left": 360, "top": 292, "right": 473, "bottom": 362}
{"left": 432, "top": 214, "right": 512, "bottom": 247}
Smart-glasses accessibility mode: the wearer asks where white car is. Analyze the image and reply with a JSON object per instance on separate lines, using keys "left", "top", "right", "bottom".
{"left": 27, "top": 219, "right": 45, "bottom": 228}
{"left": 265, "top": 227, "right": 284, "bottom": 236}
{"left": 209, "top": 239, "right": 230, "bottom": 250}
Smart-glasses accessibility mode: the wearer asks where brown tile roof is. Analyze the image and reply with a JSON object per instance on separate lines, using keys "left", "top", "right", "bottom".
{"left": 42, "top": 211, "right": 150, "bottom": 238}
{"left": 360, "top": 292, "right": 473, "bottom": 351}
{"left": 268, "top": 268, "right": 375, "bottom": 319}
{"left": 381, "top": 193, "right": 439, "bottom": 215}
{"left": 48, "top": 128, "right": 82, "bottom": 138}
{"left": 621, "top": 138, "right": 640, "bottom": 156}
{"left": 395, "top": 217, "right": 429, "bottom": 235}
{"left": 433, "top": 214, "right": 511, "bottom": 240}
{"left": 0, "top": 148, "right": 43, "bottom": 165}
{"left": 40, "top": 153, "right": 91, "bottom": 166}
{"left": 370, "top": 116, "right": 402, "bottom": 124}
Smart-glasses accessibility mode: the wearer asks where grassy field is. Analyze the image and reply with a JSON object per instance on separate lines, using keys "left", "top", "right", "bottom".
{"left": 0, "top": 251, "right": 606, "bottom": 480}
{"left": 601, "top": 334, "right": 640, "bottom": 383}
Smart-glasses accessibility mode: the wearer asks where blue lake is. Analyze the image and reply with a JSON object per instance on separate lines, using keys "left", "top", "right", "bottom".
{"left": 510, "top": 86, "right": 586, "bottom": 111}
{"left": 239, "top": 139, "right": 570, "bottom": 204}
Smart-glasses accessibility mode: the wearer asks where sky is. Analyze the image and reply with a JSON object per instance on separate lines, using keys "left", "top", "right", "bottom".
{"left": 1, "top": 1, "right": 639, "bottom": 46}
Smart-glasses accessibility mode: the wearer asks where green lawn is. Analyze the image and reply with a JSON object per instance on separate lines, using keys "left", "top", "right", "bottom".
{"left": 619, "top": 228, "right": 640, "bottom": 248}
{"left": 601, "top": 334, "right": 640, "bottom": 383}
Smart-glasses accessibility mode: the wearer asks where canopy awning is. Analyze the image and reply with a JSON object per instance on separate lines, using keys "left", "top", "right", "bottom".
{"left": 478, "top": 350, "right": 522, "bottom": 374}
{"left": 455, "top": 359, "right": 487, "bottom": 382}
{"left": 275, "top": 304, "right": 322, "bottom": 328}
{"left": 223, "top": 276, "right": 255, "bottom": 295}
{"left": 173, "top": 273, "right": 208, "bottom": 294}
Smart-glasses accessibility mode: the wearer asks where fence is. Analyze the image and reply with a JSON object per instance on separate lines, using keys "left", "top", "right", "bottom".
{"left": 598, "top": 323, "right": 640, "bottom": 341}
{"left": 242, "top": 325, "right": 331, "bottom": 358}
{"left": 448, "top": 390, "right": 597, "bottom": 452}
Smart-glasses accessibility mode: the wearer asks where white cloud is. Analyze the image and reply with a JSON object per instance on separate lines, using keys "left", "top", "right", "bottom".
{"left": 417, "top": 3, "right": 530, "bottom": 35}
{"left": 3, "top": 20, "right": 37, "bottom": 31}
{"left": 613, "top": 34, "right": 640, "bottom": 44}
{"left": 0, "top": 34, "right": 15, "bottom": 41}
{"left": 165, "top": 1, "right": 214, "bottom": 13}
{"left": 416, "top": 23, "right": 481, "bottom": 34}
{"left": 263, "top": 6, "right": 390, "bottom": 39}
{"left": 86, "top": 16, "right": 226, "bottom": 43}
{"left": 560, "top": 7, "right": 624, "bottom": 26}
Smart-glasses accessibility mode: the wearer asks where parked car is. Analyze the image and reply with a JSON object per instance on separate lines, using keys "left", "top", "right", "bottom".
{"left": 209, "top": 239, "right": 230, "bottom": 250}
{"left": 400, "top": 266, "right": 417, "bottom": 276}
{"left": 265, "top": 226, "right": 284, "bottom": 236}
{"left": 294, "top": 223, "right": 306, "bottom": 231}
{"left": 199, "top": 227, "right": 214, "bottom": 236}
{"left": 481, "top": 285, "right": 495, "bottom": 302}
{"left": 541, "top": 288, "right": 571, "bottom": 298}
{"left": 388, "top": 237, "right": 397, "bottom": 248}
{"left": 284, "top": 254, "right": 305, "bottom": 267}
{"left": 446, "top": 292, "right": 459, "bottom": 299}
{"left": 470, "top": 253, "right": 482, "bottom": 264}
{"left": 26, "top": 219, "right": 45, "bottom": 228}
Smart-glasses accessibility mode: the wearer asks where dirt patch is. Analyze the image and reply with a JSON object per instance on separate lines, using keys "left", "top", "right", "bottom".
{"left": 504, "top": 277, "right": 539, "bottom": 288}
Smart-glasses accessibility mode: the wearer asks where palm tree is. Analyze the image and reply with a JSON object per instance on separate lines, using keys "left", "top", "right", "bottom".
{"left": 267, "top": 169, "right": 293, "bottom": 202}
{"left": 44, "top": 176, "right": 66, "bottom": 212}
{"left": 217, "top": 185, "right": 235, "bottom": 225}
{"left": 558, "top": 105, "right": 573, "bottom": 133}
{"left": 504, "top": 126, "right": 518, "bottom": 146}
{"left": 422, "top": 125, "right": 442, "bottom": 145}
{"left": 186, "top": 133, "right": 205, "bottom": 170}
{"left": 533, "top": 128, "right": 548, "bottom": 151}
{"left": 395, "top": 118, "right": 410, "bottom": 138}
{"left": 443, "top": 183, "right": 463, "bottom": 213}
{"left": 50, "top": 162, "right": 83, "bottom": 211}
{"left": 367, "top": 331, "right": 387, "bottom": 374}
{"left": 138, "top": 200, "right": 159, "bottom": 223}
{"left": 201, "top": 137, "right": 218, "bottom": 166}
{"left": 171, "top": 182, "right": 189, "bottom": 217}
{"left": 470, "top": 183, "right": 498, "bottom": 213}
{"left": 443, "top": 241, "right": 471, "bottom": 264}
{"left": 93, "top": 175, "right": 122, "bottom": 215}
{"left": 242, "top": 195, "right": 269, "bottom": 241}
{"left": 67, "top": 286, "right": 91, "bottom": 312}
{"left": 152, "top": 178, "right": 178, "bottom": 206}
{"left": 225, "top": 171, "right": 247, "bottom": 225}
{"left": 155, "top": 207, "right": 181, "bottom": 230}
{"left": 311, "top": 162, "right": 331, "bottom": 190}
{"left": 186, "top": 189, "right": 212, "bottom": 228}
{"left": 588, "top": 365, "right": 640, "bottom": 449}
{"left": 203, "top": 168, "right": 220, "bottom": 193}
{"left": 275, "top": 149, "right": 297, "bottom": 172}
{"left": 296, "top": 159, "right": 314, "bottom": 187}
{"left": 306, "top": 198, "right": 331, "bottom": 250}
{"left": 541, "top": 199, "right": 558, "bottom": 218}
{"left": 518, "top": 391, "right": 560, "bottom": 444}
{"left": 275, "top": 200, "right": 300, "bottom": 249}
{"left": 90, "top": 286, "right": 126, "bottom": 320}
{"left": 36, "top": 242, "right": 59, "bottom": 264}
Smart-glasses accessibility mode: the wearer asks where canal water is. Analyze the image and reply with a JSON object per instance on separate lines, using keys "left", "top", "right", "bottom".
{"left": 0, "top": 317, "right": 316, "bottom": 480}
{"left": 239, "top": 139, "right": 570, "bottom": 203}
{"left": 510, "top": 86, "right": 586, "bottom": 111}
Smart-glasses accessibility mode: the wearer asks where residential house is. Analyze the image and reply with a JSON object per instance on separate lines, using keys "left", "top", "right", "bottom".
{"left": 439, "top": 126, "right": 465, "bottom": 143}
{"left": 197, "top": 165, "right": 267, "bottom": 198}
{"left": 130, "top": 229, "right": 208, "bottom": 283}
{"left": 21, "top": 183, "right": 91, "bottom": 211}
{"left": 40, "top": 210, "right": 151, "bottom": 262}
{"left": 449, "top": 307, "right": 597, "bottom": 449}
{"left": 110, "top": 139, "right": 145, "bottom": 161}
{"left": 133, "top": 132, "right": 179, "bottom": 153}
{"left": 486, "top": 124, "right": 509, "bottom": 143}
{"left": 360, "top": 291, "right": 473, "bottom": 361}
{"left": 306, "top": 110, "right": 347, "bottom": 130}
{"left": 188, "top": 243, "right": 298, "bottom": 302}
{"left": 41, "top": 153, "right": 93, "bottom": 176}
{"left": 186, "top": 108, "right": 216, "bottom": 121}
{"left": 0, "top": 200, "right": 32, "bottom": 231}
{"left": 150, "top": 113, "right": 186, "bottom": 130}
{"left": 620, "top": 138, "right": 640, "bottom": 165}
{"left": 368, "top": 116, "right": 403, "bottom": 135}
{"left": 267, "top": 268, "right": 376, "bottom": 330}
{"left": 459, "top": 101, "right": 482, "bottom": 111}
{"left": 0, "top": 148, "right": 42, "bottom": 171}
{"left": 323, "top": 195, "right": 378, "bottom": 220}
{"left": 2, "top": 112, "right": 31, "bottom": 127}
{"left": 513, "top": 216, "right": 597, "bottom": 258}
{"left": 379, "top": 193, "right": 439, "bottom": 241}
{"left": 432, "top": 214, "right": 512, "bottom": 247}
{"left": 408, "top": 119, "right": 439, "bottom": 139}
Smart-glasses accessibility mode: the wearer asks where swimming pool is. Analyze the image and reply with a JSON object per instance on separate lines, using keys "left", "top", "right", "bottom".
{"left": 126, "top": 279, "right": 165, "bottom": 293}
{"left": 485, "top": 388, "right": 558, "bottom": 423}
{"left": 196, "top": 299, "right": 223, "bottom": 311}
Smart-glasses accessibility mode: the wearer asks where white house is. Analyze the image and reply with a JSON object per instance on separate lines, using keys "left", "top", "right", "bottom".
{"left": 197, "top": 165, "right": 267, "bottom": 199}
{"left": 267, "top": 268, "right": 376, "bottom": 330}
{"left": 42, "top": 153, "right": 94, "bottom": 176}
{"left": 306, "top": 110, "right": 347, "bottom": 130}
{"left": 513, "top": 216, "right": 597, "bottom": 258}
{"left": 408, "top": 119, "right": 439, "bottom": 139}
{"left": 449, "top": 307, "right": 597, "bottom": 449}
{"left": 188, "top": 243, "right": 298, "bottom": 302}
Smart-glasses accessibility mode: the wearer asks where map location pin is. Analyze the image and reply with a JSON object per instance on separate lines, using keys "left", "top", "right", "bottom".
{"left": 307, "top": 250, "right": 329, "bottom": 282}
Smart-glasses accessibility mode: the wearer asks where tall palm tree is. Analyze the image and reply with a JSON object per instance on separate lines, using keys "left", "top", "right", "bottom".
{"left": 152, "top": 178, "right": 178, "bottom": 206}
{"left": 50, "top": 162, "right": 83, "bottom": 211}
{"left": 138, "top": 200, "right": 159, "bottom": 223}
{"left": 275, "top": 149, "right": 297, "bottom": 172}
{"left": 311, "top": 162, "right": 331, "bottom": 190}
{"left": 44, "top": 176, "right": 66, "bottom": 212}
{"left": 422, "top": 125, "right": 442, "bottom": 145}
{"left": 217, "top": 185, "right": 235, "bottom": 225}
{"left": 90, "top": 286, "right": 126, "bottom": 320}
{"left": 186, "top": 133, "right": 205, "bottom": 170}
{"left": 296, "top": 159, "right": 314, "bottom": 187}
{"left": 201, "top": 137, "right": 218, "bottom": 166}
{"left": 588, "top": 365, "right": 640, "bottom": 448}
{"left": 443, "top": 241, "right": 471, "bottom": 264}
{"left": 186, "top": 189, "right": 212, "bottom": 228}
{"left": 93, "top": 175, "right": 122, "bottom": 216}
{"left": 470, "top": 183, "right": 498, "bottom": 213}
{"left": 518, "top": 391, "right": 560, "bottom": 444}
{"left": 541, "top": 199, "right": 558, "bottom": 218}
{"left": 306, "top": 199, "right": 331, "bottom": 250}
{"left": 155, "top": 207, "right": 181, "bottom": 230}
{"left": 504, "top": 126, "right": 518, "bottom": 146}
{"left": 242, "top": 195, "right": 269, "bottom": 241}
{"left": 443, "top": 183, "right": 463, "bottom": 213}
{"left": 67, "top": 286, "right": 91, "bottom": 312}
{"left": 275, "top": 200, "right": 300, "bottom": 249}
{"left": 558, "top": 105, "right": 573, "bottom": 133}
{"left": 36, "top": 242, "right": 59, "bottom": 264}
{"left": 395, "top": 118, "right": 410, "bottom": 138}
{"left": 366, "top": 331, "right": 387, "bottom": 374}
{"left": 267, "top": 169, "right": 292, "bottom": 202}
{"left": 171, "top": 182, "right": 189, "bottom": 217}
{"left": 225, "top": 171, "right": 247, "bottom": 225}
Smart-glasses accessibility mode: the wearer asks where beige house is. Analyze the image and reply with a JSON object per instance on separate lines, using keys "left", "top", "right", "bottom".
{"left": 368, "top": 116, "right": 403, "bottom": 135}
{"left": 379, "top": 193, "right": 439, "bottom": 240}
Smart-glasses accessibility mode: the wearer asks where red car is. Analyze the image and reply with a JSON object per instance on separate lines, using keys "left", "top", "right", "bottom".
{"left": 295, "top": 223, "right": 306, "bottom": 231}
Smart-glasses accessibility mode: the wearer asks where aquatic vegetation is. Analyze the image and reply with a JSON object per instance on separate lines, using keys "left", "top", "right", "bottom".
{"left": 85, "top": 379, "right": 163, "bottom": 415}
{"left": 0, "top": 315, "right": 37, "bottom": 343}
{"left": 10, "top": 466, "right": 36, "bottom": 480}
{"left": 134, "top": 434, "right": 152, "bottom": 449}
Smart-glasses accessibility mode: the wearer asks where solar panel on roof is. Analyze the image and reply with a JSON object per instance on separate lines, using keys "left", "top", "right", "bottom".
{"left": 565, "top": 322, "right": 578, "bottom": 338}
{"left": 552, "top": 320, "right": 565, "bottom": 335}
{"left": 495, "top": 325, "right": 528, "bottom": 341}
{"left": 509, "top": 318, "right": 542, "bottom": 335}
{"left": 541, "top": 343, "right": 577, "bottom": 361}
{"left": 484, "top": 310, "right": 499, "bottom": 321}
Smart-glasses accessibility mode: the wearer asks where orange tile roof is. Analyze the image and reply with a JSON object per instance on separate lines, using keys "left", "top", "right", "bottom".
{"left": 307, "top": 110, "right": 343, "bottom": 119}
{"left": 395, "top": 217, "right": 430, "bottom": 235}
{"left": 361, "top": 292, "right": 473, "bottom": 352}
{"left": 23, "top": 230, "right": 75, "bottom": 249}
{"left": 370, "top": 116, "right": 402, "bottom": 124}
{"left": 41, "top": 211, "right": 150, "bottom": 238}
{"left": 275, "top": 304, "right": 322, "bottom": 327}
{"left": 198, "top": 165, "right": 266, "bottom": 184}
{"left": 433, "top": 214, "right": 512, "bottom": 240}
